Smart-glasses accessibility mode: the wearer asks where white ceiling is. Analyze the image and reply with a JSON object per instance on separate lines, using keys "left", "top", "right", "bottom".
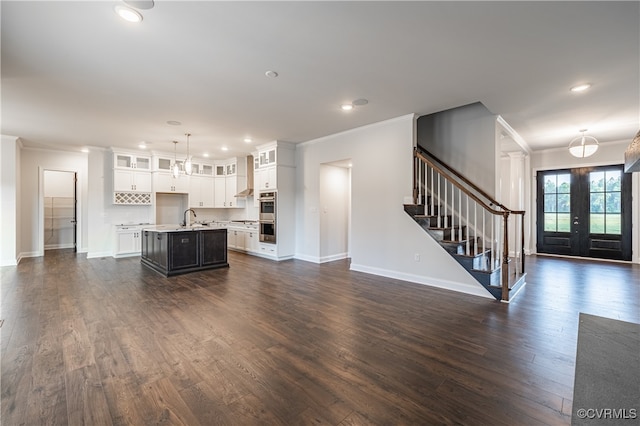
{"left": 2, "top": 1, "right": 638, "bottom": 160}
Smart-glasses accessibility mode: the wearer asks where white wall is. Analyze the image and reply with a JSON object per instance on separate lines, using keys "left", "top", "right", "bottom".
{"left": 295, "top": 114, "right": 493, "bottom": 299}
{"left": 19, "top": 148, "right": 88, "bottom": 258}
{"left": 1, "top": 135, "right": 21, "bottom": 266}
{"left": 531, "top": 139, "right": 639, "bottom": 264}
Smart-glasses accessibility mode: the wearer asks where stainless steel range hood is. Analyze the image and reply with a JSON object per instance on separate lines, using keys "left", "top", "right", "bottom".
{"left": 235, "top": 155, "right": 254, "bottom": 198}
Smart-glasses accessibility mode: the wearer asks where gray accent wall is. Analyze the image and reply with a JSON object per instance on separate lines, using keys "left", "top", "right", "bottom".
{"left": 417, "top": 102, "right": 497, "bottom": 198}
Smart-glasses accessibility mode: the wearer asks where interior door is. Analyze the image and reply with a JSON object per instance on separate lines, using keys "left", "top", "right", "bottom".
{"left": 537, "top": 165, "right": 632, "bottom": 260}
{"left": 73, "top": 172, "right": 78, "bottom": 252}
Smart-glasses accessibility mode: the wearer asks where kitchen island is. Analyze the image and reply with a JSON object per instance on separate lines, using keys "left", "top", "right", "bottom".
{"left": 141, "top": 226, "right": 228, "bottom": 276}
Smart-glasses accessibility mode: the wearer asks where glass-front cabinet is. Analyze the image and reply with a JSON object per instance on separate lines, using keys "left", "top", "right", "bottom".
{"left": 114, "top": 153, "right": 151, "bottom": 170}
{"left": 258, "top": 148, "right": 276, "bottom": 167}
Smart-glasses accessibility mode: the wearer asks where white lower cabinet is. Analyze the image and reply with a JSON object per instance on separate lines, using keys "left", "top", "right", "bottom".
{"left": 258, "top": 242, "right": 277, "bottom": 258}
{"left": 115, "top": 226, "right": 143, "bottom": 257}
{"left": 245, "top": 230, "right": 259, "bottom": 252}
{"left": 227, "top": 226, "right": 259, "bottom": 253}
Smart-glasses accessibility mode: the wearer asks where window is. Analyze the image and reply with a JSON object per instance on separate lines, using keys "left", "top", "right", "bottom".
{"left": 543, "top": 173, "right": 571, "bottom": 232}
{"left": 589, "top": 170, "right": 621, "bottom": 234}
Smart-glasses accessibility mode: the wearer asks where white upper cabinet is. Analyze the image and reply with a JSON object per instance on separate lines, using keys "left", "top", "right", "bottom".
{"left": 189, "top": 175, "right": 214, "bottom": 208}
{"left": 153, "top": 173, "right": 189, "bottom": 193}
{"left": 113, "top": 169, "right": 152, "bottom": 193}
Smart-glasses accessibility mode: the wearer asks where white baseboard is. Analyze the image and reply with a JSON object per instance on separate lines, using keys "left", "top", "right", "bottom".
{"left": 294, "top": 252, "right": 348, "bottom": 264}
{"left": 87, "top": 251, "right": 112, "bottom": 259}
{"left": 319, "top": 252, "right": 348, "bottom": 263}
{"left": 45, "top": 243, "right": 75, "bottom": 250}
{"left": 293, "top": 253, "right": 320, "bottom": 263}
{"left": 349, "top": 263, "right": 495, "bottom": 299}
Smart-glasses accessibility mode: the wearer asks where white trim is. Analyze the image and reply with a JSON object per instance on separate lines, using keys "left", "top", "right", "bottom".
{"left": 319, "top": 253, "right": 348, "bottom": 263}
{"left": 87, "top": 251, "right": 112, "bottom": 259}
{"left": 497, "top": 115, "right": 531, "bottom": 154}
{"left": 294, "top": 253, "right": 321, "bottom": 263}
{"left": 349, "top": 263, "right": 495, "bottom": 299}
{"left": 45, "top": 244, "right": 75, "bottom": 250}
{"left": 18, "top": 251, "right": 39, "bottom": 259}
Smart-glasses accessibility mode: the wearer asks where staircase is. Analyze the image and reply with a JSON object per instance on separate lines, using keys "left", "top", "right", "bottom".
{"left": 405, "top": 147, "right": 526, "bottom": 302}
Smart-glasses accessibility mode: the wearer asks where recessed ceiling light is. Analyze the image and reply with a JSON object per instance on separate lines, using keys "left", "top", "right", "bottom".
{"left": 352, "top": 98, "right": 369, "bottom": 106}
{"left": 114, "top": 5, "right": 143, "bottom": 23}
{"left": 138, "top": 142, "right": 147, "bottom": 149}
{"left": 341, "top": 104, "right": 354, "bottom": 111}
{"left": 81, "top": 148, "right": 89, "bottom": 153}
{"left": 221, "top": 146, "right": 229, "bottom": 151}
{"left": 203, "top": 153, "right": 210, "bottom": 158}
{"left": 570, "top": 83, "right": 592, "bottom": 93}
{"left": 244, "top": 138, "right": 252, "bottom": 143}
{"left": 265, "top": 70, "right": 279, "bottom": 78}
{"left": 166, "top": 120, "right": 182, "bottom": 126}
{"left": 123, "top": 0, "right": 154, "bottom": 10}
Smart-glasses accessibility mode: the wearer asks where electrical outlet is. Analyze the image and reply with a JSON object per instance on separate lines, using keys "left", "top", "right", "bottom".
{"left": 414, "top": 253, "right": 420, "bottom": 262}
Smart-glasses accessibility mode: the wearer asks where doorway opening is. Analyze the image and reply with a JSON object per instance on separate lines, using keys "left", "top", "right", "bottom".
{"left": 536, "top": 164, "right": 632, "bottom": 261}
{"left": 319, "top": 160, "right": 351, "bottom": 263}
{"left": 43, "top": 170, "right": 77, "bottom": 254}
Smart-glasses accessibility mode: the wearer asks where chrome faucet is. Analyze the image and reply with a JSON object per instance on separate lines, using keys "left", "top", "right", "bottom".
{"left": 182, "top": 209, "right": 196, "bottom": 227}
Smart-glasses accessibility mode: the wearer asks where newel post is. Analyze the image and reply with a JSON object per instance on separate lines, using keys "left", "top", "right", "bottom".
{"left": 413, "top": 148, "right": 418, "bottom": 205}
{"left": 520, "top": 212, "right": 526, "bottom": 274}
{"left": 501, "top": 211, "right": 510, "bottom": 302}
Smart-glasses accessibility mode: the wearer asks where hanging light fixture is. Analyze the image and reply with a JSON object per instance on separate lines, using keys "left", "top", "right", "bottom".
{"left": 172, "top": 141, "right": 180, "bottom": 178}
{"left": 568, "top": 129, "right": 599, "bottom": 158}
{"left": 183, "top": 133, "right": 193, "bottom": 175}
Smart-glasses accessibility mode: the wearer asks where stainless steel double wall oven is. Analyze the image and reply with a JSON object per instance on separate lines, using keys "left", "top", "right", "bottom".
{"left": 259, "top": 191, "right": 276, "bottom": 243}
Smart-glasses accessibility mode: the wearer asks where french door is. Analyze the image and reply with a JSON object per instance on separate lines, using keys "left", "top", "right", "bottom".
{"left": 536, "top": 165, "right": 632, "bottom": 261}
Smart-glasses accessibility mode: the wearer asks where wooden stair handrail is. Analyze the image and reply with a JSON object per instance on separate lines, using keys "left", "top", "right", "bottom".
{"left": 416, "top": 145, "right": 519, "bottom": 214}
{"left": 415, "top": 149, "right": 505, "bottom": 217}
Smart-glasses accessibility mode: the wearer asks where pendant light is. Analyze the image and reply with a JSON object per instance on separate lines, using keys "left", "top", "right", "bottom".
{"left": 568, "top": 129, "right": 599, "bottom": 158}
{"left": 172, "top": 141, "right": 180, "bottom": 178}
{"left": 183, "top": 132, "right": 193, "bottom": 175}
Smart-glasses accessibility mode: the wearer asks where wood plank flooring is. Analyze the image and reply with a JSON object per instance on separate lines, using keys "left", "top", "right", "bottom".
{"left": 2, "top": 250, "right": 639, "bottom": 425}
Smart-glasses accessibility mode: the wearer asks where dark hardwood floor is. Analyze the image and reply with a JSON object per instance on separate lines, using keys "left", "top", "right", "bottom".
{"left": 2, "top": 250, "right": 639, "bottom": 425}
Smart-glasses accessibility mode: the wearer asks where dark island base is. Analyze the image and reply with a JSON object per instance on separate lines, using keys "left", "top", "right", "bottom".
{"left": 140, "top": 257, "right": 229, "bottom": 277}
{"left": 141, "top": 228, "right": 229, "bottom": 277}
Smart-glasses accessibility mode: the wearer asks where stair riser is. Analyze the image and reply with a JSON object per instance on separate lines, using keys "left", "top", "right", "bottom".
{"left": 452, "top": 253, "right": 492, "bottom": 271}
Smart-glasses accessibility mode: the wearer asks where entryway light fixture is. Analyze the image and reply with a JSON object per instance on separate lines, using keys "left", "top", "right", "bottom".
{"left": 172, "top": 141, "right": 180, "bottom": 178}
{"left": 568, "top": 129, "right": 599, "bottom": 158}
{"left": 570, "top": 83, "right": 592, "bottom": 93}
{"left": 183, "top": 133, "right": 193, "bottom": 175}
